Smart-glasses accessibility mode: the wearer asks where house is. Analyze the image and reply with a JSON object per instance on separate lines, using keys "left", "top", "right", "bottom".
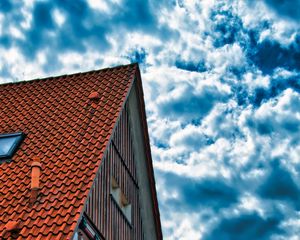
{"left": 0, "top": 63, "right": 162, "bottom": 240}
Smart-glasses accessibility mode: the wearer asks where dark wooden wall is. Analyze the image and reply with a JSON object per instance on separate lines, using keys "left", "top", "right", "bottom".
{"left": 85, "top": 103, "right": 144, "bottom": 239}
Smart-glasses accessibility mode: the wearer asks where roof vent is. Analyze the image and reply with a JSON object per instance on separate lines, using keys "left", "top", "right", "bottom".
{"left": 88, "top": 91, "right": 100, "bottom": 100}
{"left": 2, "top": 220, "right": 21, "bottom": 239}
{"left": 30, "top": 157, "right": 41, "bottom": 204}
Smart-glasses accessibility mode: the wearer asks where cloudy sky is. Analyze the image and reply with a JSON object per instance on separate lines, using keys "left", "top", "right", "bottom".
{"left": 1, "top": 0, "right": 300, "bottom": 239}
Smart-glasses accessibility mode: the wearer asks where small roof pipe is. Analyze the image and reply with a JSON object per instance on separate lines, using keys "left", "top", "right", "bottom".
{"left": 30, "top": 157, "right": 41, "bottom": 204}
{"left": 2, "top": 220, "right": 21, "bottom": 239}
{"left": 88, "top": 91, "right": 100, "bottom": 100}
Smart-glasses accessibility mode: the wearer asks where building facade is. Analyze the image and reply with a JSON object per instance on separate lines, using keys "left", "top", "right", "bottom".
{"left": 0, "top": 63, "right": 162, "bottom": 240}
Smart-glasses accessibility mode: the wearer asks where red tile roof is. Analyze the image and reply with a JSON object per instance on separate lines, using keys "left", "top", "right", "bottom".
{"left": 0, "top": 64, "right": 137, "bottom": 239}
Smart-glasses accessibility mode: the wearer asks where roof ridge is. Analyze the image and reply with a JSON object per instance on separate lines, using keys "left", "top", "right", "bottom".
{"left": 0, "top": 62, "right": 138, "bottom": 87}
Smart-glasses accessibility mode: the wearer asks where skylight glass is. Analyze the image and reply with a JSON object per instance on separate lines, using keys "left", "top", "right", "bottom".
{"left": 0, "top": 133, "right": 24, "bottom": 159}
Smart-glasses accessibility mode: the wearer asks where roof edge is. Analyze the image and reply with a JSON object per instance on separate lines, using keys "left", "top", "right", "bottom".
{"left": 0, "top": 63, "right": 138, "bottom": 87}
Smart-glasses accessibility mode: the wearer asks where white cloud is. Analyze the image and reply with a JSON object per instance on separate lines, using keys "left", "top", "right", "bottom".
{"left": 206, "top": 43, "right": 246, "bottom": 72}
{"left": 238, "top": 193, "right": 264, "bottom": 215}
{"left": 0, "top": 47, "right": 44, "bottom": 83}
{"left": 53, "top": 8, "right": 65, "bottom": 27}
{"left": 243, "top": 71, "right": 270, "bottom": 89}
{"left": 9, "top": 26, "right": 25, "bottom": 39}
{"left": 162, "top": 212, "right": 203, "bottom": 240}
{"left": 87, "top": 0, "right": 110, "bottom": 12}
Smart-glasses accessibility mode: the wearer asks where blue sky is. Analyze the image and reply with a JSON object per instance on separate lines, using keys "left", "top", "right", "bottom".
{"left": 1, "top": 0, "right": 300, "bottom": 239}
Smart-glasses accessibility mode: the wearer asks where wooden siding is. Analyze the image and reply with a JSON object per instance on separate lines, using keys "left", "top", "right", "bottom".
{"left": 85, "top": 104, "right": 144, "bottom": 239}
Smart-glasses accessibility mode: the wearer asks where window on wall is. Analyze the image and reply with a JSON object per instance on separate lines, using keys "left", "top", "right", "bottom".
{"left": 77, "top": 215, "right": 105, "bottom": 240}
{"left": 111, "top": 176, "right": 132, "bottom": 224}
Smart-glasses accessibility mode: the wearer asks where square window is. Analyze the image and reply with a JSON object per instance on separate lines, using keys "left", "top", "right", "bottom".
{"left": 111, "top": 176, "right": 132, "bottom": 224}
{"left": 0, "top": 132, "right": 24, "bottom": 159}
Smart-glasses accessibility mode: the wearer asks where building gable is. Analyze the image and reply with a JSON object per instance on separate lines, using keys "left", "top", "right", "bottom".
{"left": 76, "top": 71, "right": 162, "bottom": 240}
{"left": 0, "top": 64, "right": 161, "bottom": 239}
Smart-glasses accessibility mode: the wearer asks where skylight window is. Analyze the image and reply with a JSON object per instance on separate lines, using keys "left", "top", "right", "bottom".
{"left": 0, "top": 133, "right": 24, "bottom": 160}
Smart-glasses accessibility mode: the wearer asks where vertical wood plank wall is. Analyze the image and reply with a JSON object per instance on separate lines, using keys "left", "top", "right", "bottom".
{"left": 85, "top": 103, "right": 144, "bottom": 239}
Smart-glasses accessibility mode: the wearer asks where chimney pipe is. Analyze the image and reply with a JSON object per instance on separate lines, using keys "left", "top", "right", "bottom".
{"left": 30, "top": 157, "right": 41, "bottom": 204}
{"left": 2, "top": 220, "right": 21, "bottom": 239}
